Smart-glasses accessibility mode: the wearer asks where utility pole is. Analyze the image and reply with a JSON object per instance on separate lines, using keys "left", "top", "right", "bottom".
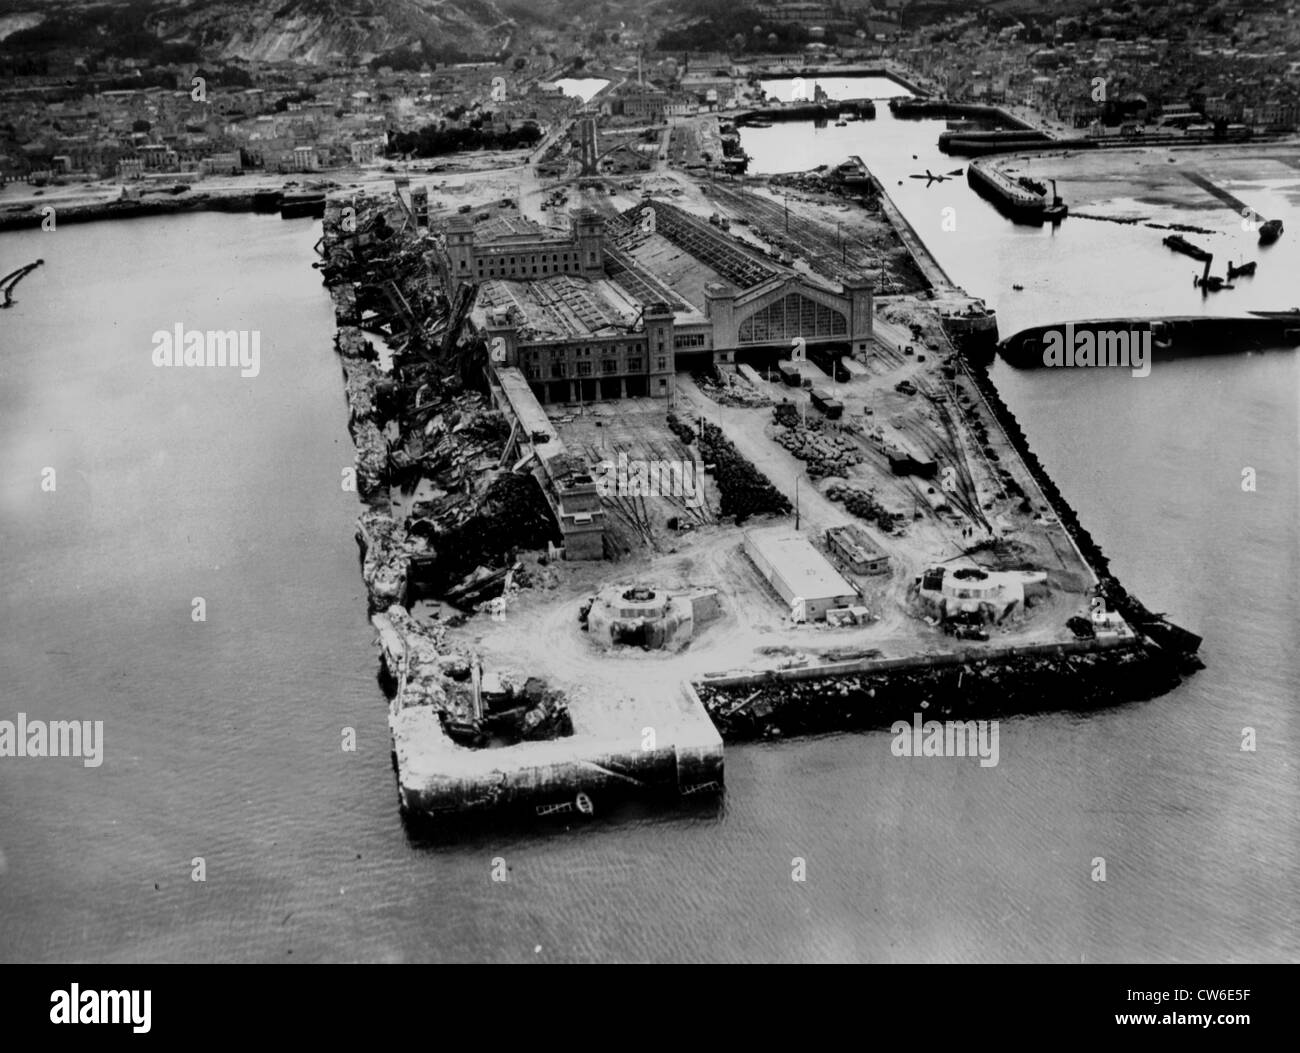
{"left": 795, "top": 476, "right": 800, "bottom": 531}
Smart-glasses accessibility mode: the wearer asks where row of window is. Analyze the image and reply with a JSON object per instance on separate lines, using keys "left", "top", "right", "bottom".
{"left": 674, "top": 333, "right": 708, "bottom": 349}
{"left": 477, "top": 261, "right": 583, "bottom": 277}
{"left": 530, "top": 344, "right": 646, "bottom": 359}
{"left": 525, "top": 354, "right": 671, "bottom": 380}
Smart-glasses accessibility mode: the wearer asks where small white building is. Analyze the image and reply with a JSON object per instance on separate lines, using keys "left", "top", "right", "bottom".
{"left": 744, "top": 527, "right": 859, "bottom": 622}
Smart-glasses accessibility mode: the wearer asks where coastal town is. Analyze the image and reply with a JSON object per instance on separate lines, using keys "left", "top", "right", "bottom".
{"left": 2, "top": 0, "right": 1297, "bottom": 205}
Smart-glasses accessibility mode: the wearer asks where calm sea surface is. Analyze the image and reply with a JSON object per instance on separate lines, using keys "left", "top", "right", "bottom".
{"left": 1, "top": 88, "right": 1296, "bottom": 961}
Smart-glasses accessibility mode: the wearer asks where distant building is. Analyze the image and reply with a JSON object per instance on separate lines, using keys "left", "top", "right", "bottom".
{"left": 292, "top": 144, "right": 319, "bottom": 171}
{"left": 610, "top": 82, "right": 667, "bottom": 122}
{"left": 200, "top": 151, "right": 243, "bottom": 176}
{"left": 350, "top": 138, "right": 385, "bottom": 164}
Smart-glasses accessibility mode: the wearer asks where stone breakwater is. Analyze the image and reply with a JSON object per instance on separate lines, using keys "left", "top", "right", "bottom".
{"left": 695, "top": 636, "right": 1177, "bottom": 742}
{"left": 959, "top": 355, "right": 1204, "bottom": 666}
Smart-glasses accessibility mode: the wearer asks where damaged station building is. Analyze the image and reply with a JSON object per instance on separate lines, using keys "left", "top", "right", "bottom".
{"left": 436, "top": 201, "right": 877, "bottom": 405}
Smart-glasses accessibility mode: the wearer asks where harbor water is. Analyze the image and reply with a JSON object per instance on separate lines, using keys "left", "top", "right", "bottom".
{"left": 0, "top": 95, "right": 1296, "bottom": 960}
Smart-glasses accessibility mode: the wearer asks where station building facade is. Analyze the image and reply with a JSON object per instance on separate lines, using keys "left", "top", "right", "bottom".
{"left": 452, "top": 204, "right": 874, "bottom": 405}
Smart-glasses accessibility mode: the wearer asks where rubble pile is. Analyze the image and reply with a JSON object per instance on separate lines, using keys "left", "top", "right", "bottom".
{"left": 429, "top": 473, "right": 558, "bottom": 588}
{"left": 377, "top": 604, "right": 452, "bottom": 715}
{"left": 666, "top": 415, "right": 791, "bottom": 524}
{"left": 772, "top": 415, "right": 864, "bottom": 479}
{"left": 357, "top": 510, "right": 418, "bottom": 611}
{"left": 696, "top": 644, "right": 1184, "bottom": 741}
{"left": 878, "top": 300, "right": 946, "bottom": 347}
{"left": 665, "top": 412, "right": 699, "bottom": 447}
{"left": 376, "top": 604, "right": 574, "bottom": 748}
{"left": 825, "top": 481, "right": 903, "bottom": 533}
{"left": 695, "top": 367, "right": 772, "bottom": 407}
{"left": 388, "top": 390, "right": 505, "bottom": 508}
{"left": 335, "top": 326, "right": 378, "bottom": 362}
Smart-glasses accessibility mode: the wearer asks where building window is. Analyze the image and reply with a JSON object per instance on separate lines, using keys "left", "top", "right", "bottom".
{"left": 602, "top": 359, "right": 617, "bottom": 374}
{"left": 628, "top": 357, "right": 642, "bottom": 371}
{"left": 551, "top": 362, "right": 566, "bottom": 378}
{"left": 657, "top": 357, "right": 667, "bottom": 371}
{"left": 577, "top": 362, "right": 592, "bottom": 376}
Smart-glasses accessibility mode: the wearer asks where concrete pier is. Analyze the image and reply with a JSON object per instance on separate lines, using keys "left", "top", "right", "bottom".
{"left": 388, "top": 665, "right": 724, "bottom": 820}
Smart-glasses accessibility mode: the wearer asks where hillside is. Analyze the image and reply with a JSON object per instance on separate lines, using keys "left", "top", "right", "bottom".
{"left": 0, "top": 0, "right": 523, "bottom": 65}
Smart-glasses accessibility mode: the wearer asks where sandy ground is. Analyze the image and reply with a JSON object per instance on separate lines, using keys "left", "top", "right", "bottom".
{"left": 1008, "top": 142, "right": 1300, "bottom": 216}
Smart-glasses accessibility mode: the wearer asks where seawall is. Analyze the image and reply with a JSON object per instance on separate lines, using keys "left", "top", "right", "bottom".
{"left": 695, "top": 634, "right": 1178, "bottom": 741}
{"left": 0, "top": 189, "right": 262, "bottom": 231}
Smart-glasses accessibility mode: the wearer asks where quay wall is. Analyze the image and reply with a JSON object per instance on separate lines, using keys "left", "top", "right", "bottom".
{"left": 0, "top": 189, "right": 262, "bottom": 231}
{"left": 697, "top": 632, "right": 1138, "bottom": 690}
{"left": 393, "top": 688, "right": 724, "bottom": 823}
{"left": 959, "top": 351, "right": 1199, "bottom": 646}
{"left": 695, "top": 635, "right": 1179, "bottom": 741}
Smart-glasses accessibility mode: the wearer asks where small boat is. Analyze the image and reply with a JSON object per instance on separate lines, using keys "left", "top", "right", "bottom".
{"left": 1258, "top": 218, "right": 1283, "bottom": 244}
{"left": 1227, "top": 260, "right": 1257, "bottom": 279}
{"left": 1163, "top": 234, "right": 1211, "bottom": 259}
{"left": 747, "top": 118, "right": 773, "bottom": 129}
{"left": 835, "top": 118, "right": 848, "bottom": 127}
{"left": 1012, "top": 283, "right": 1024, "bottom": 291}
{"left": 1194, "top": 275, "right": 1234, "bottom": 292}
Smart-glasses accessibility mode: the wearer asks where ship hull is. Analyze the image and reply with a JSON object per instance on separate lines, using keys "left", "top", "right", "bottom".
{"left": 967, "top": 163, "right": 1067, "bottom": 225}
{"left": 1001, "top": 316, "right": 1300, "bottom": 368}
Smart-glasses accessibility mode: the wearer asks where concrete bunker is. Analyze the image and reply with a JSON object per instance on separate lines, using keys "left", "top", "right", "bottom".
{"left": 583, "top": 584, "right": 721, "bottom": 651}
